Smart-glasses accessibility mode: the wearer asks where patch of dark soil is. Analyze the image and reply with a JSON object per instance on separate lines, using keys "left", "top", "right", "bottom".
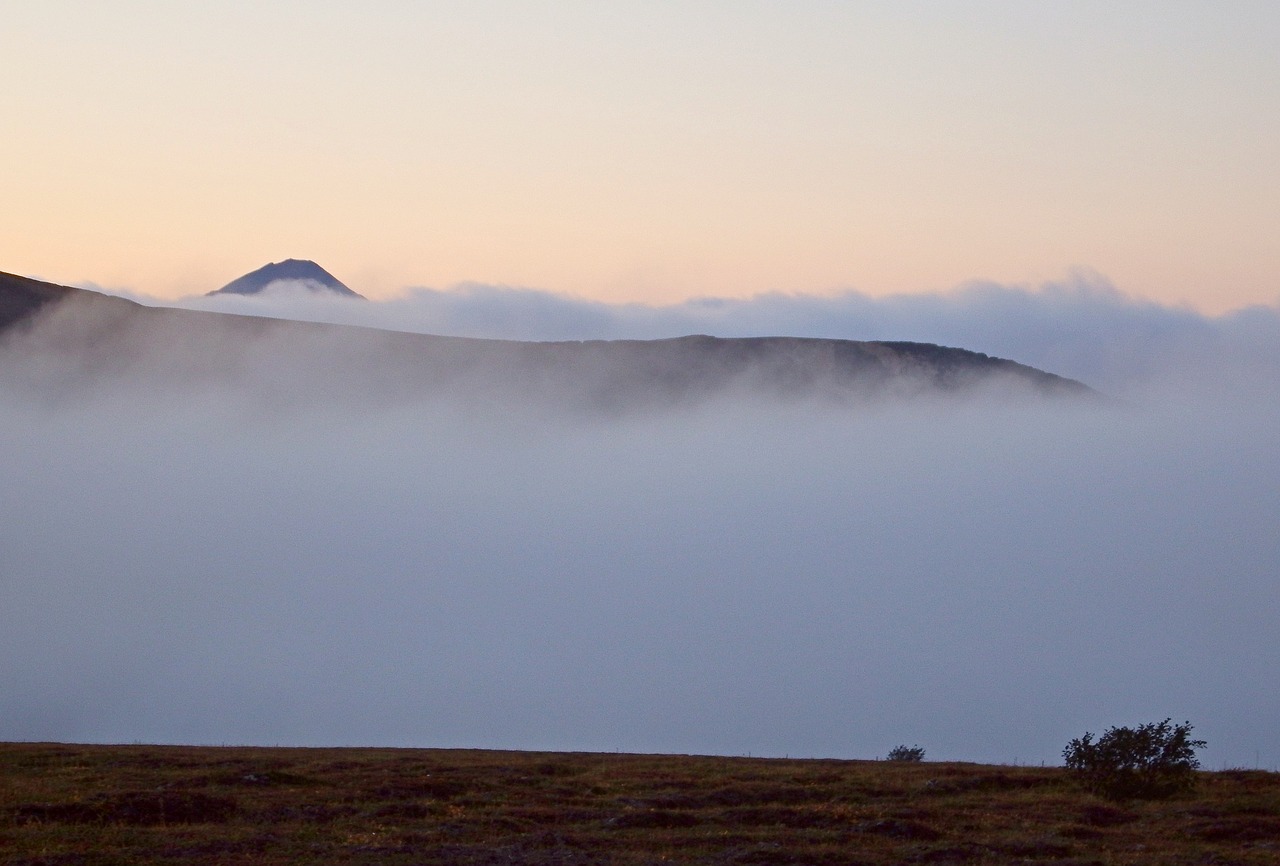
{"left": 693, "top": 784, "right": 829, "bottom": 807}
{"left": 908, "top": 843, "right": 985, "bottom": 863}
{"left": 533, "top": 761, "right": 586, "bottom": 777}
{"left": 371, "top": 778, "right": 471, "bottom": 800}
{"left": 719, "top": 844, "right": 872, "bottom": 866}
{"left": 622, "top": 793, "right": 700, "bottom": 809}
{"left": 12, "top": 791, "right": 237, "bottom": 826}
{"left": 722, "top": 847, "right": 794, "bottom": 866}
{"left": 5, "top": 749, "right": 83, "bottom": 769}
{"left": 987, "top": 838, "right": 1076, "bottom": 858}
{"left": 158, "top": 835, "right": 279, "bottom": 858}
{"left": 258, "top": 803, "right": 357, "bottom": 824}
{"left": 371, "top": 802, "right": 444, "bottom": 820}
{"left": 1057, "top": 825, "right": 1104, "bottom": 840}
{"left": 912, "top": 841, "right": 1094, "bottom": 866}
{"left": 318, "top": 759, "right": 363, "bottom": 771}
{"left": 212, "top": 769, "right": 317, "bottom": 787}
{"left": 1187, "top": 815, "right": 1280, "bottom": 842}
{"left": 1212, "top": 770, "right": 1277, "bottom": 784}
{"left": 504, "top": 806, "right": 611, "bottom": 825}
{"left": 718, "top": 806, "right": 839, "bottom": 829}
{"left": 395, "top": 841, "right": 603, "bottom": 866}
{"left": 8, "top": 856, "right": 124, "bottom": 866}
{"left": 447, "top": 815, "right": 529, "bottom": 835}
{"left": 804, "top": 773, "right": 848, "bottom": 785}
{"left": 1078, "top": 804, "right": 1138, "bottom": 827}
{"left": 1187, "top": 804, "right": 1276, "bottom": 818}
{"left": 102, "top": 754, "right": 221, "bottom": 770}
{"left": 524, "top": 829, "right": 585, "bottom": 845}
{"left": 855, "top": 817, "right": 942, "bottom": 840}
{"left": 605, "top": 808, "right": 702, "bottom": 829}
{"left": 922, "top": 772, "right": 1052, "bottom": 795}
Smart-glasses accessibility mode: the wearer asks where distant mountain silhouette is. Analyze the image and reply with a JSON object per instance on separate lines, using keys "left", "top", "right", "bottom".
{"left": 0, "top": 270, "right": 1097, "bottom": 409}
{"left": 209, "top": 259, "right": 363, "bottom": 298}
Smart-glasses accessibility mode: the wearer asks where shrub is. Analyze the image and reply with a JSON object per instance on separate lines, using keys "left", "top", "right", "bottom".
{"left": 886, "top": 744, "right": 926, "bottom": 762}
{"left": 1063, "top": 718, "right": 1205, "bottom": 800}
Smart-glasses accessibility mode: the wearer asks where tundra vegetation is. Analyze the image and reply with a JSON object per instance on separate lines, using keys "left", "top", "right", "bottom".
{"left": 885, "top": 745, "right": 926, "bottom": 763}
{"left": 1063, "top": 719, "right": 1207, "bottom": 800}
{"left": 2, "top": 743, "right": 1277, "bottom": 865}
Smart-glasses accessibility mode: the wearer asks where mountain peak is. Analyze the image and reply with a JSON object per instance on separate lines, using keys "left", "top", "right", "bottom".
{"left": 209, "top": 260, "right": 363, "bottom": 298}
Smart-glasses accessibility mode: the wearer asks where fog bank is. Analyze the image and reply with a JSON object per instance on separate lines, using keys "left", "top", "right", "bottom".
{"left": 2, "top": 297, "right": 1277, "bottom": 769}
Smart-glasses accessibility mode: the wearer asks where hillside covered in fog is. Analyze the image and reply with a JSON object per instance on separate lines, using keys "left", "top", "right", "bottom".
{"left": 0, "top": 270, "right": 1091, "bottom": 411}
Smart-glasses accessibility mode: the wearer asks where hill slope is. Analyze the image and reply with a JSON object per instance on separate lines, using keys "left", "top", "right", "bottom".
{"left": 0, "top": 270, "right": 1094, "bottom": 408}
{"left": 0, "top": 270, "right": 78, "bottom": 329}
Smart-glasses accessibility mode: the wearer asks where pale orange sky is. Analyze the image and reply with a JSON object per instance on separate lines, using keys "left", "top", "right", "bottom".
{"left": 3, "top": 2, "right": 1278, "bottom": 313}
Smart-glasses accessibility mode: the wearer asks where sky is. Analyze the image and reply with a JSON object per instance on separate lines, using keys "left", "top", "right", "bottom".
{"left": 3, "top": 2, "right": 1279, "bottom": 768}
{"left": 4, "top": 1, "right": 1279, "bottom": 313}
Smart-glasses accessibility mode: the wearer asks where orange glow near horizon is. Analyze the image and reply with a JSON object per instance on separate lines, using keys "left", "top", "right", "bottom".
{"left": 3, "top": 3, "right": 1277, "bottom": 316}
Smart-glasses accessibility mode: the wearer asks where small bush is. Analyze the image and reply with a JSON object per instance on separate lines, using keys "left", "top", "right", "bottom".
{"left": 1063, "top": 718, "right": 1205, "bottom": 800}
{"left": 886, "top": 745, "right": 926, "bottom": 762}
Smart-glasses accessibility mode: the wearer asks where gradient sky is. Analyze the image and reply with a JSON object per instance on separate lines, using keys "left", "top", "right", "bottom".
{"left": 4, "top": 1, "right": 1279, "bottom": 312}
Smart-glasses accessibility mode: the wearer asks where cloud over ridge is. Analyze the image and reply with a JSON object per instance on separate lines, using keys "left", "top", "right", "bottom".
{"left": 170, "top": 273, "right": 1280, "bottom": 397}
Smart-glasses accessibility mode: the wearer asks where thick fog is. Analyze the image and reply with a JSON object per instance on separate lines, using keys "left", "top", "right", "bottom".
{"left": 3, "top": 284, "right": 1278, "bottom": 769}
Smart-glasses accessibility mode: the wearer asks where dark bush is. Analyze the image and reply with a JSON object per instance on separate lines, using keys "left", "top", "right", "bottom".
{"left": 886, "top": 745, "right": 926, "bottom": 762}
{"left": 1063, "top": 718, "right": 1205, "bottom": 799}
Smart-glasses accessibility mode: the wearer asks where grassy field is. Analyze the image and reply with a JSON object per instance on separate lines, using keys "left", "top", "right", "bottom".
{"left": 2, "top": 742, "right": 1277, "bottom": 864}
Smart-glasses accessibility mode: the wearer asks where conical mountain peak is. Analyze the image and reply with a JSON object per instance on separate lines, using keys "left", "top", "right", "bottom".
{"left": 210, "top": 259, "right": 363, "bottom": 298}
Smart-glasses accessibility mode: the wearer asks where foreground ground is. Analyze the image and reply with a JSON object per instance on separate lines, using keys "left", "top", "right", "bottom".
{"left": 2, "top": 743, "right": 1277, "bottom": 864}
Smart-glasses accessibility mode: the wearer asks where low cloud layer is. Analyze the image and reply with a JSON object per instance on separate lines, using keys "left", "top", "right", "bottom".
{"left": 3, "top": 282, "right": 1278, "bottom": 768}
{"left": 166, "top": 273, "right": 1280, "bottom": 398}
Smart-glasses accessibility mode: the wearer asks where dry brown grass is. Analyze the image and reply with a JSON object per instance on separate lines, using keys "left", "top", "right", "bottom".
{"left": 2, "top": 742, "right": 1277, "bottom": 864}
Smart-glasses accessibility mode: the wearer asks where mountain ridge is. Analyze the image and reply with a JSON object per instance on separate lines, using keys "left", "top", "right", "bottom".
{"left": 0, "top": 269, "right": 1096, "bottom": 407}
